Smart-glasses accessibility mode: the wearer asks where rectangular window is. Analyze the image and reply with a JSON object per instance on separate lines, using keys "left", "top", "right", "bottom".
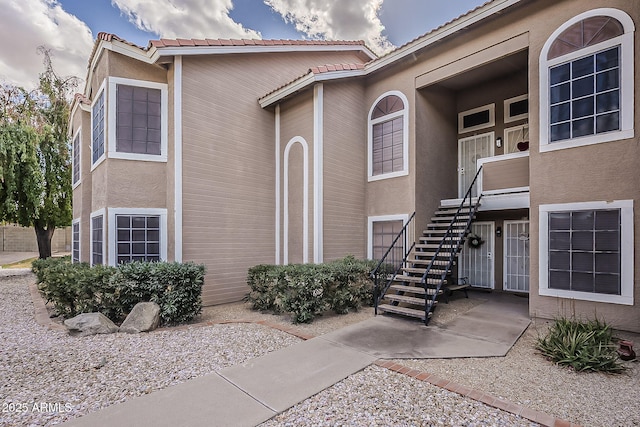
{"left": 92, "top": 91, "right": 105, "bottom": 164}
{"left": 549, "top": 46, "right": 620, "bottom": 142}
{"left": 72, "top": 132, "right": 80, "bottom": 185}
{"left": 116, "top": 85, "right": 162, "bottom": 155}
{"left": 548, "top": 209, "right": 620, "bottom": 294}
{"left": 115, "top": 214, "right": 161, "bottom": 264}
{"left": 91, "top": 215, "right": 103, "bottom": 265}
{"left": 458, "top": 104, "right": 495, "bottom": 134}
{"left": 372, "top": 220, "right": 404, "bottom": 262}
{"left": 539, "top": 200, "right": 633, "bottom": 305}
{"left": 504, "top": 95, "right": 529, "bottom": 123}
{"left": 372, "top": 117, "right": 404, "bottom": 176}
{"left": 72, "top": 221, "right": 80, "bottom": 263}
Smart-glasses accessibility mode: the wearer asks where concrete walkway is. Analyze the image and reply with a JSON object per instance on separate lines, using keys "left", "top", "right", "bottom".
{"left": 62, "top": 293, "right": 531, "bottom": 427}
{"left": 0, "top": 251, "right": 38, "bottom": 266}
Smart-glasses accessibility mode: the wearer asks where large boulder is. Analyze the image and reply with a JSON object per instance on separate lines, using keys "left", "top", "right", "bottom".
{"left": 64, "top": 313, "right": 119, "bottom": 336}
{"left": 119, "top": 302, "right": 161, "bottom": 334}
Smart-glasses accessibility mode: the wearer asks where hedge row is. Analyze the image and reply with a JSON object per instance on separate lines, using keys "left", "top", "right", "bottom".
{"left": 246, "top": 256, "right": 376, "bottom": 323}
{"left": 32, "top": 258, "right": 206, "bottom": 326}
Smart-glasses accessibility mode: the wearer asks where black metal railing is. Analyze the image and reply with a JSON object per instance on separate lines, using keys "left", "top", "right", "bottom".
{"left": 370, "top": 212, "right": 416, "bottom": 315}
{"left": 420, "top": 165, "right": 483, "bottom": 324}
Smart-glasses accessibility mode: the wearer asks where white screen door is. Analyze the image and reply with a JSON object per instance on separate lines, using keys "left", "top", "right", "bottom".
{"left": 503, "top": 220, "right": 530, "bottom": 292}
{"left": 459, "top": 221, "right": 495, "bottom": 289}
{"left": 458, "top": 132, "right": 494, "bottom": 198}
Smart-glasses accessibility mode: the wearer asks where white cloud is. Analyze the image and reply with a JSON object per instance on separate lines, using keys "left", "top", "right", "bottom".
{"left": 0, "top": 0, "right": 93, "bottom": 89}
{"left": 264, "top": 0, "right": 394, "bottom": 54}
{"left": 112, "top": 0, "right": 261, "bottom": 40}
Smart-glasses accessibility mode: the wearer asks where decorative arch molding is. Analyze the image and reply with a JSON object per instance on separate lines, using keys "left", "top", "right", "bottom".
{"left": 283, "top": 136, "right": 309, "bottom": 264}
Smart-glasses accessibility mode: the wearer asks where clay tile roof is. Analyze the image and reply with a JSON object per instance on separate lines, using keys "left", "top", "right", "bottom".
{"left": 148, "top": 38, "right": 367, "bottom": 49}
{"left": 260, "top": 62, "right": 365, "bottom": 103}
{"left": 96, "top": 32, "right": 145, "bottom": 50}
{"left": 308, "top": 62, "right": 364, "bottom": 75}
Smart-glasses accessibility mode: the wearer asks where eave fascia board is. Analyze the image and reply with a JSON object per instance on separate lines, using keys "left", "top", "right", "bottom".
{"left": 148, "top": 44, "right": 376, "bottom": 62}
{"left": 365, "top": 0, "right": 523, "bottom": 74}
{"left": 259, "top": 69, "right": 365, "bottom": 108}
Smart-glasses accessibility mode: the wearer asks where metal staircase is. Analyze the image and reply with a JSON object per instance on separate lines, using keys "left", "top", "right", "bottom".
{"left": 371, "top": 167, "right": 483, "bottom": 325}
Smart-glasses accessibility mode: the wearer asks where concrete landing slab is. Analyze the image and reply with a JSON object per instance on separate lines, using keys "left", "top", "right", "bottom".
{"left": 322, "top": 293, "right": 530, "bottom": 359}
{"left": 220, "top": 337, "right": 377, "bottom": 412}
{"left": 62, "top": 372, "right": 276, "bottom": 427}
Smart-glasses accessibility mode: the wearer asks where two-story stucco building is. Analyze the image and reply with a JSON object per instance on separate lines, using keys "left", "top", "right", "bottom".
{"left": 70, "top": 0, "right": 640, "bottom": 333}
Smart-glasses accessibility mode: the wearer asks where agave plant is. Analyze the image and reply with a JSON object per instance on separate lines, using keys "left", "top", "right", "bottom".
{"left": 536, "top": 317, "right": 626, "bottom": 373}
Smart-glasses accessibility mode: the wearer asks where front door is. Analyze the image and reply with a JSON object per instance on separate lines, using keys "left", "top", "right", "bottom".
{"left": 459, "top": 221, "right": 495, "bottom": 289}
{"left": 458, "top": 132, "right": 494, "bottom": 198}
{"left": 503, "top": 220, "right": 530, "bottom": 292}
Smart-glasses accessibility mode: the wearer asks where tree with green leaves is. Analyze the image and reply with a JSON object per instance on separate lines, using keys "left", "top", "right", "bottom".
{"left": 0, "top": 49, "right": 78, "bottom": 258}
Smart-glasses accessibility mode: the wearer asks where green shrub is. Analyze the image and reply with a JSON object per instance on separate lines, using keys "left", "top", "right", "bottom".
{"left": 33, "top": 260, "right": 205, "bottom": 326}
{"left": 536, "top": 317, "right": 625, "bottom": 373}
{"left": 110, "top": 261, "right": 206, "bottom": 325}
{"left": 246, "top": 256, "right": 375, "bottom": 323}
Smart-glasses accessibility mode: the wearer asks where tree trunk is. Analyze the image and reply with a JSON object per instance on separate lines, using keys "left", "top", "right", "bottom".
{"left": 34, "top": 224, "right": 55, "bottom": 259}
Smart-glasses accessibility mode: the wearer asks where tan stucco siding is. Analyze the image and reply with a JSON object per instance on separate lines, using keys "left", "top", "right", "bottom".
{"left": 482, "top": 156, "right": 529, "bottom": 192}
{"left": 364, "top": 74, "right": 416, "bottom": 219}
{"left": 521, "top": 0, "right": 640, "bottom": 331}
{"left": 180, "top": 51, "right": 365, "bottom": 306}
{"left": 323, "top": 81, "right": 367, "bottom": 261}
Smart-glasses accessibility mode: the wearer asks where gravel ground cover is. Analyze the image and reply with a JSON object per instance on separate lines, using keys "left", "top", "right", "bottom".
{"left": 261, "top": 365, "right": 539, "bottom": 427}
{"left": 0, "top": 273, "right": 300, "bottom": 426}
{"left": 396, "top": 320, "right": 640, "bottom": 427}
{"left": 2, "top": 271, "right": 638, "bottom": 427}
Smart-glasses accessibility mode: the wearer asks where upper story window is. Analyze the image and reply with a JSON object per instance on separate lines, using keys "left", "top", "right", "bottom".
{"left": 115, "top": 85, "right": 162, "bottom": 155}
{"left": 91, "top": 89, "right": 105, "bottom": 166}
{"left": 540, "top": 10, "right": 634, "bottom": 152}
{"left": 72, "top": 129, "right": 81, "bottom": 186}
{"left": 108, "top": 77, "right": 168, "bottom": 162}
{"left": 368, "top": 91, "right": 409, "bottom": 181}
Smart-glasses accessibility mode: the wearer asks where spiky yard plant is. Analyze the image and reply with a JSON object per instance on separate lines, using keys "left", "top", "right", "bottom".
{"left": 536, "top": 317, "right": 626, "bottom": 373}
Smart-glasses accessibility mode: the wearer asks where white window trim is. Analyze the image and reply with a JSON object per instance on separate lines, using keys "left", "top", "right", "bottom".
{"left": 107, "top": 77, "right": 168, "bottom": 162}
{"left": 367, "top": 214, "right": 409, "bottom": 259}
{"left": 539, "top": 8, "right": 635, "bottom": 152}
{"left": 458, "top": 103, "right": 495, "bottom": 134}
{"left": 90, "top": 80, "right": 107, "bottom": 171}
{"left": 367, "top": 91, "right": 409, "bottom": 182}
{"left": 72, "top": 126, "right": 82, "bottom": 189}
{"left": 538, "top": 200, "right": 634, "bottom": 305}
{"left": 72, "top": 218, "right": 81, "bottom": 264}
{"left": 107, "top": 208, "right": 168, "bottom": 266}
{"left": 504, "top": 94, "right": 528, "bottom": 123}
{"left": 89, "top": 209, "right": 106, "bottom": 266}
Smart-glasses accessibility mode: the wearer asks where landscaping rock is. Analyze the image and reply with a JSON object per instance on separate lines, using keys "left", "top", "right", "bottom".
{"left": 64, "top": 313, "right": 119, "bottom": 336}
{"left": 119, "top": 302, "right": 161, "bottom": 334}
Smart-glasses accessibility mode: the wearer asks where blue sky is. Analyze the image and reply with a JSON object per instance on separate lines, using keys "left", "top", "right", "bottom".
{"left": 0, "top": 0, "right": 487, "bottom": 89}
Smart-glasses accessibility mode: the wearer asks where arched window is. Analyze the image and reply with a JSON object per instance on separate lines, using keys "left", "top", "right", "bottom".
{"left": 539, "top": 9, "right": 634, "bottom": 151}
{"left": 368, "top": 91, "right": 409, "bottom": 180}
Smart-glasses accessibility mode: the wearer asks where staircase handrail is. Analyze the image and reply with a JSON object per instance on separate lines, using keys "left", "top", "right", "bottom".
{"left": 420, "top": 165, "right": 484, "bottom": 324}
{"left": 370, "top": 211, "right": 416, "bottom": 315}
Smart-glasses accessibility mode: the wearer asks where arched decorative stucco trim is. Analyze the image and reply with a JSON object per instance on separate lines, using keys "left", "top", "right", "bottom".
{"left": 283, "top": 136, "right": 309, "bottom": 264}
